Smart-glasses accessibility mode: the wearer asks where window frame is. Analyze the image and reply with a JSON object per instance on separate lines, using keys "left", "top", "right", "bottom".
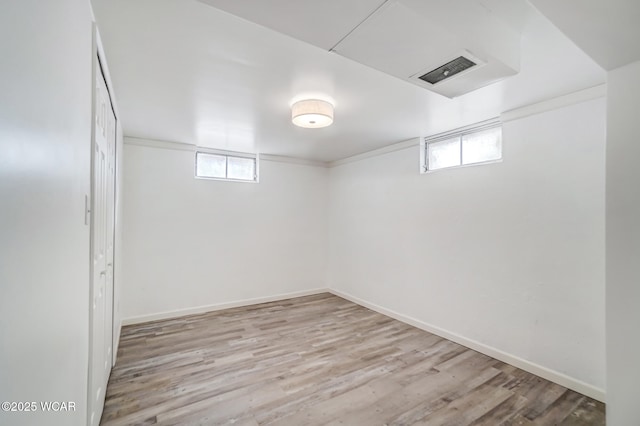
{"left": 421, "top": 118, "right": 502, "bottom": 173}
{"left": 195, "top": 150, "right": 259, "bottom": 183}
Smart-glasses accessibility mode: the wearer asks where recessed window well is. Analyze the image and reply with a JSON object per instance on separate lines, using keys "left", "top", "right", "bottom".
{"left": 422, "top": 119, "right": 502, "bottom": 172}
{"left": 195, "top": 151, "right": 258, "bottom": 182}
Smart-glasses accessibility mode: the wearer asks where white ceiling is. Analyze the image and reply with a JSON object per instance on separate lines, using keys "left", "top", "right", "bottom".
{"left": 203, "top": 0, "right": 526, "bottom": 98}
{"left": 196, "top": 0, "right": 388, "bottom": 51}
{"left": 529, "top": 0, "right": 640, "bottom": 71}
{"left": 91, "top": 0, "right": 606, "bottom": 163}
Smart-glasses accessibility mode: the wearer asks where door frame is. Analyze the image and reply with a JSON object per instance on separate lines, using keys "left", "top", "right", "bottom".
{"left": 93, "top": 23, "right": 122, "bottom": 366}
{"left": 88, "top": 22, "right": 121, "bottom": 425}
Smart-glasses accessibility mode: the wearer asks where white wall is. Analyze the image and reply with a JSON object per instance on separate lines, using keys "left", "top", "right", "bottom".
{"left": 327, "top": 98, "right": 606, "bottom": 398}
{"left": 121, "top": 140, "right": 329, "bottom": 321}
{"left": 606, "top": 60, "right": 640, "bottom": 425}
{"left": 0, "top": 1, "right": 93, "bottom": 425}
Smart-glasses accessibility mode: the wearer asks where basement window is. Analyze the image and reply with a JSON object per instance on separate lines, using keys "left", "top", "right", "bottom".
{"left": 195, "top": 151, "right": 258, "bottom": 182}
{"left": 422, "top": 119, "right": 502, "bottom": 172}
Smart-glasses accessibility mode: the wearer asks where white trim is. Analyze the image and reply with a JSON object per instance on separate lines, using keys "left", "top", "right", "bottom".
{"left": 501, "top": 84, "right": 606, "bottom": 123}
{"left": 95, "top": 29, "right": 121, "bottom": 122}
{"left": 329, "top": 138, "right": 420, "bottom": 168}
{"left": 125, "top": 137, "right": 195, "bottom": 152}
{"left": 423, "top": 117, "right": 501, "bottom": 144}
{"left": 121, "top": 288, "right": 329, "bottom": 325}
{"left": 260, "top": 154, "right": 327, "bottom": 168}
{"left": 113, "top": 319, "right": 122, "bottom": 365}
{"left": 195, "top": 148, "right": 257, "bottom": 160}
{"left": 88, "top": 23, "right": 99, "bottom": 426}
{"left": 329, "top": 288, "right": 606, "bottom": 403}
{"left": 124, "top": 137, "right": 328, "bottom": 168}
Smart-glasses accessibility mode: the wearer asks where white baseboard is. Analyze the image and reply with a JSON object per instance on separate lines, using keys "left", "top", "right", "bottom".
{"left": 329, "top": 288, "right": 606, "bottom": 403}
{"left": 112, "top": 319, "right": 122, "bottom": 366}
{"left": 121, "top": 288, "right": 329, "bottom": 326}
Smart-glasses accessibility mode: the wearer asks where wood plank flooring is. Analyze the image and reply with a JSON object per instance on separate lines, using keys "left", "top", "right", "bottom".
{"left": 101, "top": 293, "right": 605, "bottom": 425}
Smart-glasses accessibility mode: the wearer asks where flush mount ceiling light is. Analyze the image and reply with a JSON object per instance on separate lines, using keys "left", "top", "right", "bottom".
{"left": 291, "top": 99, "right": 334, "bottom": 129}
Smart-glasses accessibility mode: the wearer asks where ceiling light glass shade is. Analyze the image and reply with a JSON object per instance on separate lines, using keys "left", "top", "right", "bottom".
{"left": 291, "top": 99, "right": 334, "bottom": 128}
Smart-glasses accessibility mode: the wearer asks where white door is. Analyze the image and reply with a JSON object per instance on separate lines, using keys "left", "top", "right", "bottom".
{"left": 88, "top": 60, "right": 116, "bottom": 426}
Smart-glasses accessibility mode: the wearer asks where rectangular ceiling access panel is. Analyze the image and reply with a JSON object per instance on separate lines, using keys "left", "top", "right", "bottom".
{"left": 332, "top": 0, "right": 521, "bottom": 98}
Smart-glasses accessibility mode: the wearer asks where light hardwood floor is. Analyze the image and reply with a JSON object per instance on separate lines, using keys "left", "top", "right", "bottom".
{"left": 102, "top": 293, "right": 605, "bottom": 425}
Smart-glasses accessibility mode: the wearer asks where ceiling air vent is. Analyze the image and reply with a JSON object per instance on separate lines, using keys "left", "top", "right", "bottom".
{"left": 419, "top": 56, "right": 476, "bottom": 85}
